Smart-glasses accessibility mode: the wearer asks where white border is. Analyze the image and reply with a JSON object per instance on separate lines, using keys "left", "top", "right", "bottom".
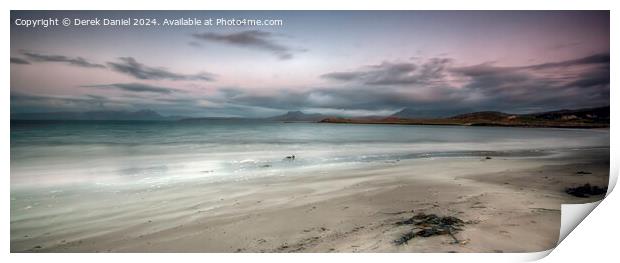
{"left": 3, "top": 1, "right": 617, "bottom": 262}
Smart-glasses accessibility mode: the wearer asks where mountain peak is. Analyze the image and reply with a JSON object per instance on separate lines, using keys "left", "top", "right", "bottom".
{"left": 267, "top": 110, "right": 328, "bottom": 122}
{"left": 391, "top": 108, "right": 418, "bottom": 118}
{"left": 285, "top": 110, "right": 304, "bottom": 115}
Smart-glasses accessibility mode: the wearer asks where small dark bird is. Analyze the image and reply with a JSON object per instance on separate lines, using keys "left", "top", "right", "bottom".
{"left": 285, "top": 155, "right": 296, "bottom": 160}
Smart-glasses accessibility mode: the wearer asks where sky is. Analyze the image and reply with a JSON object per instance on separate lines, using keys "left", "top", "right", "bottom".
{"left": 10, "top": 11, "right": 610, "bottom": 117}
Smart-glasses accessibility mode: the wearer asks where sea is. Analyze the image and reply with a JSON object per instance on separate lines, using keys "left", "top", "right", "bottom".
{"left": 11, "top": 120, "right": 610, "bottom": 189}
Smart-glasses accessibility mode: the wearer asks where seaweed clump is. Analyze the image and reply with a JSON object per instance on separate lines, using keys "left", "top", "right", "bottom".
{"left": 566, "top": 183, "right": 607, "bottom": 198}
{"left": 394, "top": 213, "right": 465, "bottom": 245}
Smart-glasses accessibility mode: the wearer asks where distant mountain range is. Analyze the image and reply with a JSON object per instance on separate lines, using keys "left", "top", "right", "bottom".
{"left": 179, "top": 111, "right": 331, "bottom": 123}
{"left": 11, "top": 109, "right": 332, "bottom": 122}
{"left": 390, "top": 108, "right": 443, "bottom": 119}
{"left": 12, "top": 106, "right": 610, "bottom": 128}
{"left": 265, "top": 111, "right": 329, "bottom": 122}
{"left": 11, "top": 109, "right": 181, "bottom": 121}
{"left": 391, "top": 108, "right": 417, "bottom": 118}
{"left": 321, "top": 106, "right": 610, "bottom": 128}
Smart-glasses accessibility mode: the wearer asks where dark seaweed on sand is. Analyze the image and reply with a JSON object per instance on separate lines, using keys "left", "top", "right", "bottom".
{"left": 565, "top": 183, "right": 607, "bottom": 198}
{"left": 394, "top": 213, "right": 465, "bottom": 245}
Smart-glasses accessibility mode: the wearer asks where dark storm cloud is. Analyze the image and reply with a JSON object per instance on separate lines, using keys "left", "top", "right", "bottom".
{"left": 212, "top": 84, "right": 464, "bottom": 117}
{"left": 321, "top": 58, "right": 452, "bottom": 85}
{"left": 83, "top": 94, "right": 109, "bottom": 107}
{"left": 564, "top": 65, "right": 610, "bottom": 89}
{"left": 192, "top": 30, "right": 295, "bottom": 60}
{"left": 82, "top": 83, "right": 180, "bottom": 94}
{"left": 12, "top": 93, "right": 104, "bottom": 104}
{"left": 107, "top": 57, "right": 215, "bottom": 81}
{"left": 523, "top": 53, "right": 609, "bottom": 70}
{"left": 155, "top": 97, "right": 199, "bottom": 103}
{"left": 451, "top": 53, "right": 610, "bottom": 92}
{"left": 11, "top": 89, "right": 205, "bottom": 116}
{"left": 448, "top": 54, "right": 609, "bottom": 112}
{"left": 11, "top": 53, "right": 609, "bottom": 118}
{"left": 21, "top": 51, "right": 106, "bottom": 68}
{"left": 223, "top": 54, "right": 609, "bottom": 117}
{"left": 450, "top": 63, "right": 538, "bottom": 94}
{"left": 10, "top": 57, "right": 30, "bottom": 64}
{"left": 85, "top": 94, "right": 107, "bottom": 100}
{"left": 10, "top": 92, "right": 109, "bottom": 112}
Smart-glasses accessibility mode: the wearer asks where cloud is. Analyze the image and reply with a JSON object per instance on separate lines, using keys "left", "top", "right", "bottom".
{"left": 210, "top": 84, "right": 463, "bottom": 117}
{"left": 11, "top": 57, "right": 30, "bottom": 64}
{"left": 107, "top": 57, "right": 215, "bottom": 81}
{"left": 523, "top": 53, "right": 609, "bottom": 70}
{"left": 220, "top": 54, "right": 609, "bottom": 117}
{"left": 10, "top": 92, "right": 110, "bottom": 113}
{"left": 11, "top": 53, "right": 609, "bottom": 118}
{"left": 21, "top": 51, "right": 106, "bottom": 68}
{"left": 566, "top": 68, "right": 610, "bottom": 88}
{"left": 192, "top": 30, "right": 296, "bottom": 60}
{"left": 446, "top": 54, "right": 609, "bottom": 112}
{"left": 547, "top": 42, "right": 581, "bottom": 50}
{"left": 188, "top": 41, "right": 203, "bottom": 48}
{"left": 11, "top": 93, "right": 104, "bottom": 104}
{"left": 82, "top": 83, "right": 180, "bottom": 94}
{"left": 451, "top": 53, "right": 610, "bottom": 91}
{"left": 322, "top": 58, "right": 452, "bottom": 86}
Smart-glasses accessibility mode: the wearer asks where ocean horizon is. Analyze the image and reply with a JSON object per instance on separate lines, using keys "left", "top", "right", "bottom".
{"left": 11, "top": 120, "right": 609, "bottom": 189}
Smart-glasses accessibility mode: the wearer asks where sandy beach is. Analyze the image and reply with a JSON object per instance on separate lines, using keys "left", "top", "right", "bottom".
{"left": 10, "top": 147, "right": 609, "bottom": 253}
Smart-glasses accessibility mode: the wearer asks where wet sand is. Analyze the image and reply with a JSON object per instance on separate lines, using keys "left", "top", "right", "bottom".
{"left": 11, "top": 148, "right": 609, "bottom": 253}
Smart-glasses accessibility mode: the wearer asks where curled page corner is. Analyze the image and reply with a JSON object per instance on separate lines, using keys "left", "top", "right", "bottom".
{"left": 607, "top": 160, "right": 618, "bottom": 193}
{"left": 552, "top": 164, "right": 616, "bottom": 256}
{"left": 554, "top": 153, "right": 617, "bottom": 242}
{"left": 558, "top": 201, "right": 602, "bottom": 244}
{"left": 522, "top": 249, "right": 554, "bottom": 262}
{"left": 526, "top": 200, "right": 604, "bottom": 261}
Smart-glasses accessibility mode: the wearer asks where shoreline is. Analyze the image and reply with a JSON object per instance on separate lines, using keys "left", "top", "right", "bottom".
{"left": 317, "top": 119, "right": 610, "bottom": 129}
{"left": 11, "top": 148, "right": 609, "bottom": 252}
{"left": 11, "top": 118, "right": 611, "bottom": 129}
